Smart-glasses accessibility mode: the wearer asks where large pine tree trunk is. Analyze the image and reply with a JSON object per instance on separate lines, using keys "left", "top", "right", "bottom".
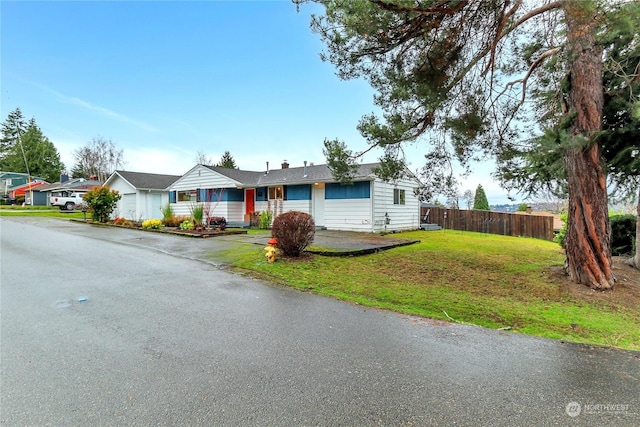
{"left": 563, "top": 1, "right": 614, "bottom": 290}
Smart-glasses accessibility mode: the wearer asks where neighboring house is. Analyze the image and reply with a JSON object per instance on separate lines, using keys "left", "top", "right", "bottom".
{"left": 8, "top": 180, "right": 49, "bottom": 205}
{"left": 104, "top": 170, "right": 181, "bottom": 221}
{"left": 167, "top": 161, "right": 421, "bottom": 232}
{"left": 1, "top": 171, "right": 46, "bottom": 195}
{"left": 36, "top": 176, "right": 103, "bottom": 206}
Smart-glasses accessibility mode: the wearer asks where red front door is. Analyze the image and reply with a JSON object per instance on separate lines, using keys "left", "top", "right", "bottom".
{"left": 245, "top": 189, "right": 255, "bottom": 214}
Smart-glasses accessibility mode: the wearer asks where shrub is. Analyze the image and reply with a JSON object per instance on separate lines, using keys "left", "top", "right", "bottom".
{"left": 83, "top": 185, "right": 121, "bottom": 223}
{"left": 190, "top": 203, "right": 204, "bottom": 226}
{"left": 142, "top": 219, "right": 163, "bottom": 230}
{"left": 163, "top": 215, "right": 189, "bottom": 227}
{"left": 554, "top": 212, "right": 568, "bottom": 248}
{"left": 249, "top": 211, "right": 260, "bottom": 227}
{"left": 554, "top": 213, "right": 637, "bottom": 255}
{"left": 611, "top": 214, "right": 636, "bottom": 256}
{"left": 271, "top": 211, "right": 315, "bottom": 257}
{"left": 162, "top": 215, "right": 175, "bottom": 227}
{"left": 209, "top": 216, "right": 227, "bottom": 230}
{"left": 113, "top": 217, "right": 133, "bottom": 227}
{"left": 180, "top": 220, "right": 194, "bottom": 230}
{"left": 161, "top": 204, "right": 173, "bottom": 221}
{"left": 259, "top": 210, "right": 273, "bottom": 229}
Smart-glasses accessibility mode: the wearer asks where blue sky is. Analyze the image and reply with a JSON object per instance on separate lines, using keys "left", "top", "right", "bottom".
{"left": 1, "top": 1, "right": 513, "bottom": 204}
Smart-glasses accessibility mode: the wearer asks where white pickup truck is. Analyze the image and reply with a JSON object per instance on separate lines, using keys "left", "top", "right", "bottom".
{"left": 49, "top": 191, "right": 86, "bottom": 211}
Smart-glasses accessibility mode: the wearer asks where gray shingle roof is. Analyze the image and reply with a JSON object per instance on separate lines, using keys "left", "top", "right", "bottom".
{"left": 205, "top": 162, "right": 381, "bottom": 187}
{"left": 113, "top": 170, "right": 181, "bottom": 190}
{"left": 37, "top": 178, "right": 102, "bottom": 192}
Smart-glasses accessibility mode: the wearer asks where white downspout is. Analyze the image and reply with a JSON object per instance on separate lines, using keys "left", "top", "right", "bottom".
{"left": 370, "top": 179, "right": 375, "bottom": 233}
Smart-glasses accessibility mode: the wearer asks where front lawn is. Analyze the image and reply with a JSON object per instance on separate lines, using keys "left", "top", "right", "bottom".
{"left": 223, "top": 230, "right": 640, "bottom": 351}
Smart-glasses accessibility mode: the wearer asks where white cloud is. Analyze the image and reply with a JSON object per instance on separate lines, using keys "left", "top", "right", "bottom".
{"left": 123, "top": 147, "right": 195, "bottom": 176}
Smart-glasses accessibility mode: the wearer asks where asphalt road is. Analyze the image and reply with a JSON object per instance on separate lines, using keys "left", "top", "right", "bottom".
{"left": 1, "top": 217, "right": 639, "bottom": 426}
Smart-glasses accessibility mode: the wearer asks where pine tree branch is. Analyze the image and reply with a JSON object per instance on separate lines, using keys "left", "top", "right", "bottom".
{"left": 370, "top": 0, "right": 467, "bottom": 15}
{"left": 502, "top": 47, "right": 562, "bottom": 104}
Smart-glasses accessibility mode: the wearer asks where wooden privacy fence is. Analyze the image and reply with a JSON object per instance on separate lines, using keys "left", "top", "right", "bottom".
{"left": 420, "top": 207, "right": 555, "bottom": 241}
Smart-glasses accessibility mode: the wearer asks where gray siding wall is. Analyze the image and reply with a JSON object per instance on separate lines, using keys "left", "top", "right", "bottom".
{"left": 324, "top": 198, "right": 373, "bottom": 231}
{"left": 372, "top": 178, "right": 420, "bottom": 232}
{"left": 108, "top": 177, "right": 136, "bottom": 220}
{"left": 120, "top": 194, "right": 137, "bottom": 220}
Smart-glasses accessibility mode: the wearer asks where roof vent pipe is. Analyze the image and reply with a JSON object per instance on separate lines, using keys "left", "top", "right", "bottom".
{"left": 266, "top": 161, "right": 269, "bottom": 174}
{"left": 304, "top": 161, "right": 308, "bottom": 177}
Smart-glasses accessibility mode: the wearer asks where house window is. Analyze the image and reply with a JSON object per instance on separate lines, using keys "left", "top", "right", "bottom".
{"left": 177, "top": 190, "right": 196, "bottom": 202}
{"left": 268, "top": 186, "right": 283, "bottom": 200}
{"left": 393, "top": 189, "right": 405, "bottom": 205}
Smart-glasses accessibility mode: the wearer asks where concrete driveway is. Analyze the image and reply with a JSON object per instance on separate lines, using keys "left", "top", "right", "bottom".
{"left": 1, "top": 217, "right": 639, "bottom": 426}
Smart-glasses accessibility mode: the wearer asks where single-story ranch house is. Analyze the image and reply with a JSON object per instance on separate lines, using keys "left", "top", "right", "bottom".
{"left": 167, "top": 161, "right": 421, "bottom": 232}
{"left": 105, "top": 170, "right": 181, "bottom": 221}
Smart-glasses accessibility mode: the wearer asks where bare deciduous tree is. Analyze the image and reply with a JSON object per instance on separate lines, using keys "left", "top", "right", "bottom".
{"left": 462, "top": 190, "right": 474, "bottom": 211}
{"left": 195, "top": 150, "right": 213, "bottom": 166}
{"left": 72, "top": 137, "right": 124, "bottom": 182}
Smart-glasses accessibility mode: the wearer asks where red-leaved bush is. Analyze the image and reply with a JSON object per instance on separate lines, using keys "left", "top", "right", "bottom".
{"left": 271, "top": 211, "right": 315, "bottom": 257}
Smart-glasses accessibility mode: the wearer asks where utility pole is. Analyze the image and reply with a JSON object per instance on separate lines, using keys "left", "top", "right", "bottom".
{"left": 16, "top": 130, "right": 32, "bottom": 205}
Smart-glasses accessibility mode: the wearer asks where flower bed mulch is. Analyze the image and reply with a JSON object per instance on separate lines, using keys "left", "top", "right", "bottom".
{"left": 73, "top": 219, "right": 248, "bottom": 238}
{"left": 162, "top": 228, "right": 248, "bottom": 238}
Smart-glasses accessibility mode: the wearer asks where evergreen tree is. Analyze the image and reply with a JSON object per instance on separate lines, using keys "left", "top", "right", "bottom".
{"left": 0, "top": 108, "right": 27, "bottom": 161}
{"left": 494, "top": 1, "right": 639, "bottom": 270}
{"left": 473, "top": 185, "right": 490, "bottom": 211}
{"left": 215, "top": 151, "right": 238, "bottom": 169}
{"left": 0, "top": 113, "right": 64, "bottom": 182}
{"left": 323, "top": 138, "right": 359, "bottom": 184}
{"left": 296, "top": 0, "right": 637, "bottom": 289}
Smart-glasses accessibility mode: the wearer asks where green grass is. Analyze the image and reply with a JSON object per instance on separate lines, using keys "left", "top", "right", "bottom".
{"left": 0, "top": 205, "right": 87, "bottom": 219}
{"left": 221, "top": 230, "right": 640, "bottom": 351}
{"left": 0, "top": 205, "right": 55, "bottom": 210}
